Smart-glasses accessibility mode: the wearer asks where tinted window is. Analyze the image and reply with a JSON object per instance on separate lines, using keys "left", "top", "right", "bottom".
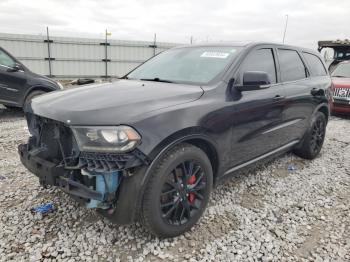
{"left": 278, "top": 49, "right": 307, "bottom": 82}
{"left": 303, "top": 52, "right": 327, "bottom": 76}
{"left": 240, "top": 48, "right": 276, "bottom": 84}
{"left": 0, "top": 49, "right": 15, "bottom": 68}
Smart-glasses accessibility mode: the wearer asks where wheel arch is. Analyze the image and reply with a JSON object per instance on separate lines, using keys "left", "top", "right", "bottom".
{"left": 314, "top": 103, "right": 330, "bottom": 123}
{"left": 145, "top": 128, "right": 220, "bottom": 184}
{"left": 21, "top": 85, "right": 55, "bottom": 106}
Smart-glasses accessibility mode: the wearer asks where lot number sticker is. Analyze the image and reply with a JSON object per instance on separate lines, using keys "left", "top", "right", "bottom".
{"left": 201, "top": 52, "right": 230, "bottom": 59}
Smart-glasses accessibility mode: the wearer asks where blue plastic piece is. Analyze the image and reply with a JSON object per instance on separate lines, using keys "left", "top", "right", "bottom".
{"left": 85, "top": 171, "right": 121, "bottom": 209}
{"left": 287, "top": 164, "right": 297, "bottom": 172}
{"left": 31, "top": 203, "right": 54, "bottom": 213}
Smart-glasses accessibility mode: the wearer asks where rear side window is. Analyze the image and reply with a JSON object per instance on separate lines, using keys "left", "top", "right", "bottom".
{"left": 278, "top": 49, "right": 307, "bottom": 82}
{"left": 303, "top": 52, "right": 327, "bottom": 76}
{"left": 240, "top": 48, "right": 277, "bottom": 84}
{"left": 0, "top": 49, "right": 15, "bottom": 68}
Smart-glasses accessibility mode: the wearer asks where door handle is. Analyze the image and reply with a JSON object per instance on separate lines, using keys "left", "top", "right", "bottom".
{"left": 273, "top": 95, "right": 285, "bottom": 100}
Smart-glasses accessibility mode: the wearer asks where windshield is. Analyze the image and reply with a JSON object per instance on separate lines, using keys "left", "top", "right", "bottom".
{"left": 334, "top": 50, "right": 350, "bottom": 60}
{"left": 127, "top": 46, "right": 242, "bottom": 85}
{"left": 331, "top": 62, "right": 350, "bottom": 78}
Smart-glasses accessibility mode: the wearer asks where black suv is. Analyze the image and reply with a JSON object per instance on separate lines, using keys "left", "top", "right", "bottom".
{"left": 0, "top": 47, "right": 63, "bottom": 109}
{"left": 19, "top": 43, "right": 331, "bottom": 237}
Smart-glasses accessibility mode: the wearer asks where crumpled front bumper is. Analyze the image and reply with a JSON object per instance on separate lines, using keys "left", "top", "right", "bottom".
{"left": 18, "top": 144, "right": 63, "bottom": 186}
{"left": 18, "top": 144, "right": 105, "bottom": 202}
{"left": 18, "top": 143, "right": 145, "bottom": 224}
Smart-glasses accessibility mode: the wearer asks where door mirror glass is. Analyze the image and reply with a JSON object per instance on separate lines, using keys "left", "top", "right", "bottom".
{"left": 235, "top": 71, "right": 271, "bottom": 91}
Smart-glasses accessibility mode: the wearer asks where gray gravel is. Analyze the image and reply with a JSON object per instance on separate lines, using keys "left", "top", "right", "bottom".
{"left": 0, "top": 106, "right": 349, "bottom": 262}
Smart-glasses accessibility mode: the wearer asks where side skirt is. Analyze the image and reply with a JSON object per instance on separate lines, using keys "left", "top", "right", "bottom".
{"left": 223, "top": 140, "right": 300, "bottom": 176}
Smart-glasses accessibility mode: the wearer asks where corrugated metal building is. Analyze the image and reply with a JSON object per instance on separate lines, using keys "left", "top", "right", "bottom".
{"left": 0, "top": 33, "right": 179, "bottom": 79}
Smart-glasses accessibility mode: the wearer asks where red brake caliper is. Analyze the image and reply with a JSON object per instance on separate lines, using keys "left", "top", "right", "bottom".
{"left": 187, "top": 175, "right": 196, "bottom": 203}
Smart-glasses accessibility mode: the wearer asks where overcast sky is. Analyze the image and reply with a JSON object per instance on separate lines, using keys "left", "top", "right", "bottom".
{"left": 0, "top": 0, "right": 349, "bottom": 49}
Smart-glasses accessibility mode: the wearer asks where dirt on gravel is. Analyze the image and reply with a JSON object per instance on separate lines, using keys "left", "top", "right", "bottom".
{"left": 0, "top": 105, "right": 349, "bottom": 262}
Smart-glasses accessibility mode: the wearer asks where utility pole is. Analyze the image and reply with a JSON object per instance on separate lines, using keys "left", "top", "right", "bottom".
{"left": 105, "top": 29, "right": 108, "bottom": 79}
{"left": 46, "top": 27, "right": 52, "bottom": 77}
{"left": 282, "top": 14, "right": 289, "bottom": 44}
{"left": 190, "top": 36, "right": 193, "bottom": 44}
{"left": 153, "top": 33, "right": 157, "bottom": 56}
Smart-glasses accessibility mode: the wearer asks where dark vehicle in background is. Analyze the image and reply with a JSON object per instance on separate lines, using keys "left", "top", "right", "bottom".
{"left": 19, "top": 43, "right": 331, "bottom": 237}
{"left": 330, "top": 61, "right": 350, "bottom": 114}
{"left": 318, "top": 39, "right": 350, "bottom": 72}
{"left": 0, "top": 46, "right": 63, "bottom": 109}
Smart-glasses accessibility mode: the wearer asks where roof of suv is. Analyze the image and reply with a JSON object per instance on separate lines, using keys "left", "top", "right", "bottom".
{"left": 174, "top": 42, "right": 320, "bottom": 56}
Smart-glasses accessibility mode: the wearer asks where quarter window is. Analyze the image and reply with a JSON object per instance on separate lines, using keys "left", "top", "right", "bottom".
{"left": 240, "top": 48, "right": 277, "bottom": 84}
{"left": 303, "top": 52, "right": 327, "bottom": 76}
{"left": 278, "top": 49, "right": 307, "bottom": 82}
{"left": 0, "top": 49, "right": 15, "bottom": 68}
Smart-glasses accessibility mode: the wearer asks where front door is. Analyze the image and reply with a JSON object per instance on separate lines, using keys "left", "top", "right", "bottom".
{"left": 0, "top": 48, "right": 27, "bottom": 105}
{"left": 229, "top": 47, "right": 287, "bottom": 167}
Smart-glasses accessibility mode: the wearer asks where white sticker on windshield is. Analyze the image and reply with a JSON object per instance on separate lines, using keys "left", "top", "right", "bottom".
{"left": 200, "top": 52, "right": 230, "bottom": 59}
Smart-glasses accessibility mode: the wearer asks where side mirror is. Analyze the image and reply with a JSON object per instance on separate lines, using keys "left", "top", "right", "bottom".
{"left": 7, "top": 63, "right": 23, "bottom": 72}
{"left": 236, "top": 71, "right": 271, "bottom": 91}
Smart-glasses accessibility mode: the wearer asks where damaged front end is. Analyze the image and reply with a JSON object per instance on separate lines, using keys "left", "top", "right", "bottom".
{"left": 18, "top": 113, "right": 149, "bottom": 213}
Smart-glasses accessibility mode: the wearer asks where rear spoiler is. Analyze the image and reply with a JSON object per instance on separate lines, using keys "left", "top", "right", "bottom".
{"left": 318, "top": 40, "right": 350, "bottom": 52}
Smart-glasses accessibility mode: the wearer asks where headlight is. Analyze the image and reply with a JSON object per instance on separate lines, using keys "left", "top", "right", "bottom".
{"left": 56, "top": 81, "right": 64, "bottom": 90}
{"left": 71, "top": 126, "right": 141, "bottom": 153}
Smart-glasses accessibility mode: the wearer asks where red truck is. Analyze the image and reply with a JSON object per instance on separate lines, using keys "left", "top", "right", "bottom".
{"left": 318, "top": 40, "right": 350, "bottom": 114}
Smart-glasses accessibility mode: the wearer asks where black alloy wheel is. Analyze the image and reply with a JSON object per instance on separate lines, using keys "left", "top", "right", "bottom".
{"left": 160, "top": 160, "right": 206, "bottom": 226}
{"left": 310, "top": 117, "right": 326, "bottom": 155}
{"left": 294, "top": 112, "right": 327, "bottom": 159}
{"left": 142, "top": 143, "right": 213, "bottom": 237}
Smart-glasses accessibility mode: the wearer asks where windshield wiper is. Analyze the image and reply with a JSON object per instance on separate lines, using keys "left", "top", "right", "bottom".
{"left": 332, "top": 75, "right": 346, "bottom": 78}
{"left": 140, "top": 77, "right": 174, "bottom": 83}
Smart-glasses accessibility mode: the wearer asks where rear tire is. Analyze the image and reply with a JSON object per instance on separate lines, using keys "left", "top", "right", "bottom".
{"left": 142, "top": 143, "right": 213, "bottom": 238}
{"left": 23, "top": 90, "right": 46, "bottom": 111}
{"left": 294, "top": 112, "right": 327, "bottom": 159}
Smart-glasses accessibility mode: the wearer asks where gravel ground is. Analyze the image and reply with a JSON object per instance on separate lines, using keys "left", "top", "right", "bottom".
{"left": 0, "top": 106, "right": 349, "bottom": 262}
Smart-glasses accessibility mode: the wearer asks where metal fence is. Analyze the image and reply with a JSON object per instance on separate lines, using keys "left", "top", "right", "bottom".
{"left": 0, "top": 32, "right": 179, "bottom": 79}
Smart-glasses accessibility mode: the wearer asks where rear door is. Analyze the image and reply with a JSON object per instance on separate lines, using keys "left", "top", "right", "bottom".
{"left": 229, "top": 47, "right": 287, "bottom": 167}
{"left": 276, "top": 48, "right": 322, "bottom": 144}
{"left": 0, "top": 48, "right": 27, "bottom": 104}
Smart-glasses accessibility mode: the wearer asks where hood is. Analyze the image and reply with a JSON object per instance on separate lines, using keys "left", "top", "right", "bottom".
{"left": 30, "top": 79, "right": 203, "bottom": 125}
{"left": 332, "top": 77, "right": 350, "bottom": 89}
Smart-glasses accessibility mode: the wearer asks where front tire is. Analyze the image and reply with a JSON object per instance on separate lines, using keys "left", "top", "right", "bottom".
{"left": 142, "top": 143, "right": 213, "bottom": 238}
{"left": 294, "top": 112, "right": 327, "bottom": 159}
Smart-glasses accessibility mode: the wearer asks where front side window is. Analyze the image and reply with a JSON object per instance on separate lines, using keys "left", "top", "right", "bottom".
{"left": 303, "top": 52, "right": 327, "bottom": 76}
{"left": 278, "top": 49, "right": 307, "bottom": 82}
{"left": 331, "top": 62, "right": 350, "bottom": 78}
{"left": 127, "top": 46, "right": 242, "bottom": 85}
{"left": 0, "top": 49, "right": 16, "bottom": 68}
{"left": 240, "top": 48, "right": 277, "bottom": 84}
